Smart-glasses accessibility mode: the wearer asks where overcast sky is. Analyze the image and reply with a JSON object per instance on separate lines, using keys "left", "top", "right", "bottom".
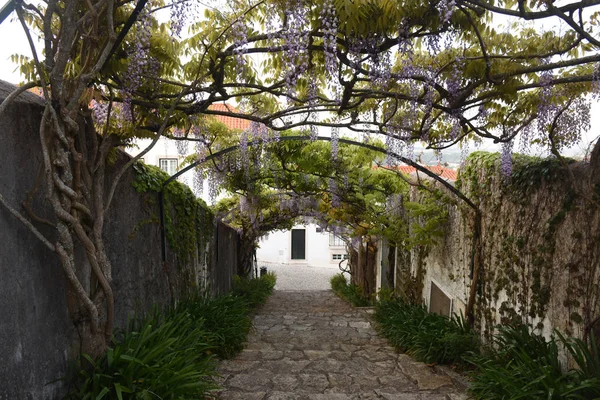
{"left": 0, "top": 5, "right": 597, "bottom": 159}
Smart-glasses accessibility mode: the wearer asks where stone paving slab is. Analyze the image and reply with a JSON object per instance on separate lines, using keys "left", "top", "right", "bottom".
{"left": 216, "top": 290, "right": 468, "bottom": 399}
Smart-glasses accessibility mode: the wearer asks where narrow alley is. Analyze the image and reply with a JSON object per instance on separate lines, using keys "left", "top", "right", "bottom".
{"left": 217, "top": 290, "right": 468, "bottom": 400}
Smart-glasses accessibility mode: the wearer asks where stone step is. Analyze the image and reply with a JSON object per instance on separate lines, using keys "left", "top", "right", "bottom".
{"left": 217, "top": 291, "right": 468, "bottom": 399}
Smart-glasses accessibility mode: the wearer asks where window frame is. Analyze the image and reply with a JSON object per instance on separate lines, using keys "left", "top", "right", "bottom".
{"left": 159, "top": 157, "right": 178, "bottom": 176}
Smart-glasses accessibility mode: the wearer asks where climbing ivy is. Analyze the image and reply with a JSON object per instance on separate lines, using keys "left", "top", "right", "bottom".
{"left": 455, "top": 151, "right": 599, "bottom": 340}
{"left": 132, "top": 162, "right": 214, "bottom": 264}
{"left": 457, "top": 151, "right": 575, "bottom": 200}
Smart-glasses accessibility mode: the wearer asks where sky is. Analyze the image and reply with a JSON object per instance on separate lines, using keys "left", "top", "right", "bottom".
{"left": 0, "top": 2, "right": 598, "bottom": 161}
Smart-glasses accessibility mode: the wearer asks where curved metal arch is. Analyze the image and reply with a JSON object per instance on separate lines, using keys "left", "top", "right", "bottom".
{"left": 158, "top": 134, "right": 477, "bottom": 262}
{"left": 161, "top": 135, "right": 477, "bottom": 209}
{"left": 157, "top": 134, "right": 483, "bottom": 326}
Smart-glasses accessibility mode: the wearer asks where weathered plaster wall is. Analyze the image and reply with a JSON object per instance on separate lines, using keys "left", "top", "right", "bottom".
{"left": 0, "top": 80, "right": 242, "bottom": 399}
{"left": 412, "top": 153, "right": 600, "bottom": 344}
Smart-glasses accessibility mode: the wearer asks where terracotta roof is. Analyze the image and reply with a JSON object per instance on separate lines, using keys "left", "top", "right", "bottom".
{"left": 208, "top": 103, "right": 251, "bottom": 131}
{"left": 20, "top": 91, "right": 252, "bottom": 132}
{"left": 395, "top": 165, "right": 458, "bottom": 181}
{"left": 376, "top": 165, "right": 457, "bottom": 181}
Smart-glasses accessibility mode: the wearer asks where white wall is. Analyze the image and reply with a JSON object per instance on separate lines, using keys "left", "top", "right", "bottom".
{"left": 257, "top": 223, "right": 347, "bottom": 269}
{"left": 128, "top": 137, "right": 212, "bottom": 203}
{"left": 130, "top": 140, "right": 348, "bottom": 270}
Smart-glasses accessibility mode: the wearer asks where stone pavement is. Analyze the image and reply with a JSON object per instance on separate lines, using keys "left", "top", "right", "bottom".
{"left": 216, "top": 290, "right": 468, "bottom": 400}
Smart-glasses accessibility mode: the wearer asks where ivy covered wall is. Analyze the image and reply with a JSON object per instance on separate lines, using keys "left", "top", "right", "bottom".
{"left": 415, "top": 152, "right": 600, "bottom": 344}
{"left": 0, "top": 85, "right": 242, "bottom": 399}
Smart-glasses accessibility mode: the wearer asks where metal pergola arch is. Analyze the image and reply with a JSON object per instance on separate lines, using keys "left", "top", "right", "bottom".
{"left": 156, "top": 134, "right": 482, "bottom": 325}
{"left": 158, "top": 134, "right": 477, "bottom": 259}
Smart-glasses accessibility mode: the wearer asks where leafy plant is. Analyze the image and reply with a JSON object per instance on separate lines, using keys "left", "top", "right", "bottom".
{"left": 330, "top": 273, "right": 373, "bottom": 307}
{"left": 466, "top": 325, "right": 600, "bottom": 399}
{"left": 232, "top": 272, "right": 277, "bottom": 309}
{"left": 67, "top": 275, "right": 278, "bottom": 399}
{"left": 132, "top": 162, "right": 214, "bottom": 264}
{"left": 176, "top": 294, "right": 251, "bottom": 359}
{"left": 374, "top": 297, "right": 477, "bottom": 365}
{"left": 66, "top": 310, "right": 218, "bottom": 399}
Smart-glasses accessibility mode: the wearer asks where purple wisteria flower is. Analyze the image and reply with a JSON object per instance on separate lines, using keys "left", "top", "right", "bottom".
{"left": 281, "top": 0, "right": 310, "bottom": 96}
{"left": 593, "top": 63, "right": 600, "bottom": 100}
{"left": 321, "top": 0, "right": 338, "bottom": 78}
{"left": 330, "top": 178, "right": 341, "bottom": 207}
{"left": 91, "top": 100, "right": 109, "bottom": 125}
{"left": 170, "top": 0, "right": 192, "bottom": 38}
{"left": 122, "top": 10, "right": 152, "bottom": 122}
{"left": 193, "top": 167, "right": 204, "bottom": 196}
{"left": 500, "top": 140, "right": 513, "bottom": 178}
{"left": 231, "top": 20, "right": 248, "bottom": 79}
{"left": 173, "top": 128, "right": 188, "bottom": 156}
{"left": 438, "top": 0, "right": 456, "bottom": 24}
{"left": 331, "top": 126, "right": 339, "bottom": 163}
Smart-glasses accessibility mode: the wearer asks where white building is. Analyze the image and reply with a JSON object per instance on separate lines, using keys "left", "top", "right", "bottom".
{"left": 129, "top": 104, "right": 346, "bottom": 270}
{"left": 129, "top": 103, "right": 250, "bottom": 202}
{"left": 256, "top": 224, "right": 347, "bottom": 269}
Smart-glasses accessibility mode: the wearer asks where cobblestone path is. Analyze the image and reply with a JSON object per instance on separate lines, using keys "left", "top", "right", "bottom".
{"left": 216, "top": 290, "right": 468, "bottom": 400}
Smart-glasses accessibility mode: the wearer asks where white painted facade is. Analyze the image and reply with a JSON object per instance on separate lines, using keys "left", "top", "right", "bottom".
{"left": 130, "top": 140, "right": 347, "bottom": 270}
{"left": 257, "top": 223, "right": 347, "bottom": 269}
{"left": 129, "top": 137, "right": 211, "bottom": 202}
{"left": 130, "top": 138, "right": 348, "bottom": 271}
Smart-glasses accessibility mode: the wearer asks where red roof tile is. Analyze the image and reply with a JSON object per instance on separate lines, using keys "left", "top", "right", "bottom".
{"left": 380, "top": 165, "right": 458, "bottom": 181}
{"left": 208, "top": 104, "right": 251, "bottom": 131}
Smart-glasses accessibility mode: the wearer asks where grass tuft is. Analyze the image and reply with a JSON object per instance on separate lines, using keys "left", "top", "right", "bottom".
{"left": 330, "top": 273, "right": 372, "bottom": 307}
{"left": 374, "top": 296, "right": 477, "bottom": 366}
{"left": 232, "top": 272, "right": 277, "bottom": 309}
{"left": 465, "top": 325, "right": 600, "bottom": 399}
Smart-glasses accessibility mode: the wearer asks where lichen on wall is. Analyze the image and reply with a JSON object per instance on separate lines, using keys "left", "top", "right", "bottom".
{"left": 419, "top": 151, "right": 600, "bottom": 344}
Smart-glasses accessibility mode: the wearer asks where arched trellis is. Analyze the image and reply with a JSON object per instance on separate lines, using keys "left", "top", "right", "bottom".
{"left": 158, "top": 135, "right": 482, "bottom": 325}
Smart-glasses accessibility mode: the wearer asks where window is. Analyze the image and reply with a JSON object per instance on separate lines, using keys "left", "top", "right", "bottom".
{"left": 329, "top": 233, "right": 344, "bottom": 247}
{"left": 291, "top": 229, "right": 306, "bottom": 260}
{"left": 332, "top": 254, "right": 348, "bottom": 261}
{"left": 316, "top": 227, "right": 323, "bottom": 233}
{"left": 159, "top": 158, "right": 178, "bottom": 176}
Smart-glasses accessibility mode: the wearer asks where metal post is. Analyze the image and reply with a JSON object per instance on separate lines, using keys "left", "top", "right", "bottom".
{"left": 158, "top": 190, "right": 167, "bottom": 263}
{"left": 0, "top": 1, "right": 15, "bottom": 26}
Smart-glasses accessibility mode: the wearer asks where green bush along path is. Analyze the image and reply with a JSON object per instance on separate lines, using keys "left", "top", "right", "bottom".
{"left": 216, "top": 290, "right": 467, "bottom": 399}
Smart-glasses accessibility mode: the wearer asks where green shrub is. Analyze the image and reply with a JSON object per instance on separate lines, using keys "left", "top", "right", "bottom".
{"left": 329, "top": 273, "right": 372, "bottom": 307}
{"left": 232, "top": 272, "right": 276, "bottom": 309}
{"left": 67, "top": 275, "right": 277, "bottom": 399}
{"left": 330, "top": 273, "right": 348, "bottom": 294}
{"left": 66, "top": 310, "right": 217, "bottom": 399}
{"left": 374, "top": 297, "right": 477, "bottom": 365}
{"left": 466, "top": 325, "right": 600, "bottom": 399}
{"left": 176, "top": 294, "right": 251, "bottom": 359}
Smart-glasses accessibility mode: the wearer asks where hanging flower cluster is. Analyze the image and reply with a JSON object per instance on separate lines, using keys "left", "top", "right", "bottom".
{"left": 535, "top": 64, "right": 590, "bottom": 152}
{"left": 170, "top": 0, "right": 192, "bottom": 38}
{"left": 281, "top": 0, "right": 310, "bottom": 96}
{"left": 537, "top": 65, "right": 555, "bottom": 134}
{"left": 438, "top": 0, "right": 456, "bottom": 25}
{"left": 446, "top": 56, "right": 464, "bottom": 105}
{"left": 173, "top": 128, "right": 188, "bottom": 156}
{"left": 208, "top": 169, "right": 222, "bottom": 203}
{"left": 231, "top": 20, "right": 248, "bottom": 79}
{"left": 329, "top": 178, "right": 341, "bottom": 207}
{"left": 90, "top": 100, "right": 109, "bottom": 126}
{"left": 331, "top": 125, "right": 339, "bottom": 163}
{"left": 321, "top": 0, "right": 338, "bottom": 79}
{"left": 593, "top": 63, "right": 600, "bottom": 100}
{"left": 122, "top": 10, "right": 152, "bottom": 122}
{"left": 500, "top": 140, "right": 513, "bottom": 177}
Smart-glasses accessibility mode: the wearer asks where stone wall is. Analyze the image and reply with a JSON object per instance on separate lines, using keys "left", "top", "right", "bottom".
{"left": 0, "top": 80, "right": 242, "bottom": 399}
{"left": 401, "top": 153, "right": 600, "bottom": 344}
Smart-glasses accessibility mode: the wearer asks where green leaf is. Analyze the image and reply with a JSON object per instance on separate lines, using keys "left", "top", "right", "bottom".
{"left": 95, "top": 387, "right": 110, "bottom": 400}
